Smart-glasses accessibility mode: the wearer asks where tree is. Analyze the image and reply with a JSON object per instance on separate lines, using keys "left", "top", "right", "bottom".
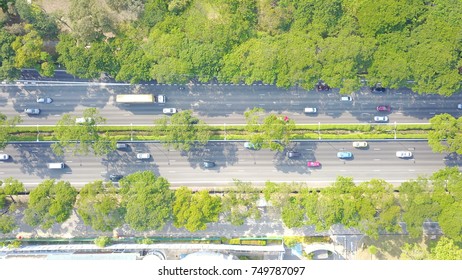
{"left": 399, "top": 243, "right": 428, "bottom": 260}
{"left": 0, "top": 215, "right": 16, "bottom": 234}
{"left": 24, "top": 179, "right": 78, "bottom": 229}
{"left": 76, "top": 180, "right": 125, "bottom": 232}
{"left": 153, "top": 110, "right": 210, "bottom": 152}
{"left": 0, "top": 113, "right": 21, "bottom": 150}
{"left": 0, "top": 177, "right": 23, "bottom": 234}
{"left": 119, "top": 171, "right": 173, "bottom": 231}
{"left": 428, "top": 114, "right": 462, "bottom": 154}
{"left": 221, "top": 180, "right": 261, "bottom": 226}
{"left": 11, "top": 24, "right": 54, "bottom": 77}
{"left": 52, "top": 107, "right": 116, "bottom": 156}
{"left": 430, "top": 237, "right": 462, "bottom": 260}
{"left": 14, "top": 0, "right": 59, "bottom": 38}
{"left": 244, "top": 107, "right": 295, "bottom": 151}
{"left": 172, "top": 187, "right": 221, "bottom": 232}
{"left": 0, "top": 30, "right": 20, "bottom": 81}
{"left": 0, "top": 177, "right": 24, "bottom": 204}
{"left": 94, "top": 236, "right": 112, "bottom": 248}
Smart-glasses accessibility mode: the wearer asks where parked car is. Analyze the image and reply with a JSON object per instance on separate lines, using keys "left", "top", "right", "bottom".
{"left": 371, "top": 85, "right": 386, "bottom": 93}
{"left": 352, "top": 141, "right": 368, "bottom": 148}
{"left": 340, "top": 96, "right": 352, "bottom": 101}
{"left": 337, "top": 151, "right": 353, "bottom": 159}
{"left": 136, "top": 153, "right": 151, "bottom": 159}
{"left": 396, "top": 151, "right": 413, "bottom": 158}
{"left": 458, "top": 104, "right": 462, "bottom": 109}
{"left": 376, "top": 105, "right": 391, "bottom": 112}
{"left": 316, "top": 83, "right": 330, "bottom": 91}
{"left": 0, "top": 154, "right": 9, "bottom": 160}
{"left": 202, "top": 160, "right": 216, "bottom": 168}
{"left": 36, "top": 97, "right": 53, "bottom": 103}
{"left": 307, "top": 161, "right": 321, "bottom": 167}
{"left": 157, "top": 95, "right": 166, "bottom": 103}
{"left": 304, "top": 107, "right": 317, "bottom": 114}
{"left": 75, "top": 117, "right": 93, "bottom": 124}
{"left": 287, "top": 151, "right": 301, "bottom": 158}
{"left": 374, "top": 116, "right": 389, "bottom": 123}
{"left": 109, "top": 174, "right": 123, "bottom": 182}
{"left": 163, "top": 108, "right": 177, "bottom": 114}
{"left": 24, "top": 108, "right": 40, "bottom": 115}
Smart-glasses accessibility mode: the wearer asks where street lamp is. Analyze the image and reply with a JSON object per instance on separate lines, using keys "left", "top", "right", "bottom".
{"left": 36, "top": 124, "right": 39, "bottom": 142}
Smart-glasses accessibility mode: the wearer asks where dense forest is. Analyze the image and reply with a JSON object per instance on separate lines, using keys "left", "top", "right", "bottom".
{"left": 1, "top": 0, "right": 462, "bottom": 95}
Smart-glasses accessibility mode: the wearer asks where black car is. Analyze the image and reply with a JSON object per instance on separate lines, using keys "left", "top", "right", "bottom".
{"left": 371, "top": 83, "right": 386, "bottom": 93}
{"left": 109, "top": 174, "right": 123, "bottom": 182}
{"left": 287, "top": 151, "right": 301, "bottom": 159}
{"left": 202, "top": 160, "right": 216, "bottom": 168}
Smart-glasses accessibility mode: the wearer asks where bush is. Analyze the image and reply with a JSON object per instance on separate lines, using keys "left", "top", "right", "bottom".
{"left": 94, "top": 236, "right": 112, "bottom": 248}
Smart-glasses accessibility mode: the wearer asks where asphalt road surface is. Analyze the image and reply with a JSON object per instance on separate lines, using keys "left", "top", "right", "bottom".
{"left": 0, "top": 140, "right": 458, "bottom": 190}
{"left": 1, "top": 82, "right": 462, "bottom": 125}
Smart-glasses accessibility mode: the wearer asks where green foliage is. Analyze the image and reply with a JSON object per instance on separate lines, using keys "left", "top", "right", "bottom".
{"left": 173, "top": 187, "right": 221, "bottom": 232}
{"left": 430, "top": 237, "right": 462, "bottom": 260}
{"left": 221, "top": 179, "right": 261, "bottom": 226}
{"left": 428, "top": 114, "right": 462, "bottom": 154}
{"left": 76, "top": 180, "right": 125, "bottom": 232}
{"left": 11, "top": 24, "right": 54, "bottom": 77}
{"left": 24, "top": 179, "right": 78, "bottom": 230}
{"left": 153, "top": 110, "right": 210, "bottom": 152}
{"left": 119, "top": 171, "right": 173, "bottom": 231}
{"left": 244, "top": 107, "right": 295, "bottom": 151}
{"left": 52, "top": 108, "right": 116, "bottom": 156}
{"left": 0, "top": 215, "right": 16, "bottom": 234}
{"left": 0, "top": 30, "right": 20, "bottom": 81}
{"left": 0, "top": 113, "right": 21, "bottom": 150}
{"left": 94, "top": 236, "right": 112, "bottom": 248}
{"left": 399, "top": 243, "right": 428, "bottom": 260}
{"left": 14, "top": 0, "right": 59, "bottom": 38}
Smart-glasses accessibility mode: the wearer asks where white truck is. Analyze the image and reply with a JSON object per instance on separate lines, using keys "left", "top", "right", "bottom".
{"left": 47, "top": 162, "right": 65, "bottom": 169}
{"left": 116, "top": 94, "right": 166, "bottom": 103}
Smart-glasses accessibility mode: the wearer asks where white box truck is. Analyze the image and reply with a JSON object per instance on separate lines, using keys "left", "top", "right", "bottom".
{"left": 48, "top": 162, "right": 65, "bottom": 169}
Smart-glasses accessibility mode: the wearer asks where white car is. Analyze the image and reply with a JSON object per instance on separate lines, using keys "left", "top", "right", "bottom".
{"left": 340, "top": 96, "right": 352, "bottom": 101}
{"left": 75, "top": 117, "right": 93, "bottom": 124}
{"left": 458, "top": 104, "right": 462, "bottom": 109}
{"left": 0, "top": 154, "right": 9, "bottom": 160}
{"left": 157, "top": 95, "right": 166, "bottom": 103}
{"left": 374, "top": 116, "right": 389, "bottom": 122}
{"left": 304, "top": 107, "right": 317, "bottom": 114}
{"left": 396, "top": 151, "right": 413, "bottom": 158}
{"left": 24, "top": 108, "right": 40, "bottom": 115}
{"left": 36, "top": 97, "right": 53, "bottom": 103}
{"left": 352, "top": 141, "right": 368, "bottom": 148}
{"left": 163, "top": 108, "right": 177, "bottom": 114}
{"left": 136, "top": 153, "right": 151, "bottom": 159}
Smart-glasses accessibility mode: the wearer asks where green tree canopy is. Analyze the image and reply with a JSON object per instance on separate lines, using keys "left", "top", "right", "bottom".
{"left": 221, "top": 179, "right": 261, "bottom": 226}
{"left": 76, "top": 180, "right": 125, "bottom": 232}
{"left": 52, "top": 107, "right": 116, "bottom": 156}
{"left": 119, "top": 171, "right": 173, "bottom": 231}
{"left": 430, "top": 237, "right": 462, "bottom": 260}
{"left": 153, "top": 110, "right": 210, "bottom": 152}
{"left": 172, "top": 187, "right": 221, "bottom": 232}
{"left": 428, "top": 114, "right": 462, "bottom": 154}
{"left": 0, "top": 113, "right": 21, "bottom": 150}
{"left": 24, "top": 179, "right": 78, "bottom": 230}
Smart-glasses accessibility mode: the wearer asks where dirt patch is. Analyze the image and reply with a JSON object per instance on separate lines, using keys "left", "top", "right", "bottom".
{"left": 35, "top": 0, "right": 71, "bottom": 14}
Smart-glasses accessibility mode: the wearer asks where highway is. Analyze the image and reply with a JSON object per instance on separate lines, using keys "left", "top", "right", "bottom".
{"left": 1, "top": 82, "right": 462, "bottom": 125}
{"left": 0, "top": 140, "right": 457, "bottom": 190}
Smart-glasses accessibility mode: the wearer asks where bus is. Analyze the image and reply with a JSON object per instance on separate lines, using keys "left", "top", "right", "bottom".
{"left": 115, "top": 94, "right": 155, "bottom": 103}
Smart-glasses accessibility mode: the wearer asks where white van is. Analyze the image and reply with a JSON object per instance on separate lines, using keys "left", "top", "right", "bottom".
{"left": 340, "top": 96, "right": 352, "bottom": 101}
{"left": 304, "top": 107, "right": 317, "bottom": 114}
{"left": 48, "top": 162, "right": 65, "bottom": 169}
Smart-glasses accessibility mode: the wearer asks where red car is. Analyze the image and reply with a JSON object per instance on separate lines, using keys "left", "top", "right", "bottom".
{"left": 376, "top": 105, "right": 391, "bottom": 112}
{"left": 307, "top": 161, "right": 321, "bottom": 167}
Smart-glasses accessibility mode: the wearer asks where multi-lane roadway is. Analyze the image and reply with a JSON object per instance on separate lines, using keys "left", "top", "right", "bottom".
{"left": 0, "top": 140, "right": 457, "bottom": 189}
{"left": 1, "top": 76, "right": 462, "bottom": 188}
{"left": 1, "top": 82, "right": 462, "bottom": 125}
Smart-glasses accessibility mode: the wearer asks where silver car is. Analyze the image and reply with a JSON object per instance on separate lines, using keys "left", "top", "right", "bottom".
{"left": 374, "top": 116, "right": 389, "bottom": 123}
{"left": 136, "top": 153, "right": 151, "bottom": 159}
{"left": 0, "top": 154, "right": 9, "bottom": 160}
{"left": 36, "top": 97, "right": 53, "bottom": 103}
{"left": 24, "top": 108, "right": 40, "bottom": 115}
{"left": 396, "top": 151, "right": 413, "bottom": 158}
{"left": 163, "top": 108, "right": 177, "bottom": 114}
